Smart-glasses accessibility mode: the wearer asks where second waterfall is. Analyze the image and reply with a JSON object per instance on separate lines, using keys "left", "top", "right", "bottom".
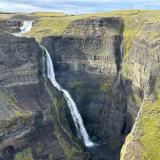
{"left": 41, "top": 46, "right": 94, "bottom": 147}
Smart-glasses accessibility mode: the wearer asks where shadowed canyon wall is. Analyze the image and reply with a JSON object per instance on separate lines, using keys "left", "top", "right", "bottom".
{"left": 41, "top": 17, "right": 134, "bottom": 159}
{"left": 1, "top": 13, "right": 160, "bottom": 160}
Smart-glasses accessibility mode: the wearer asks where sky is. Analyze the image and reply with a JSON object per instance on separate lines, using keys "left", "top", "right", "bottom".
{"left": 0, "top": 0, "right": 160, "bottom": 14}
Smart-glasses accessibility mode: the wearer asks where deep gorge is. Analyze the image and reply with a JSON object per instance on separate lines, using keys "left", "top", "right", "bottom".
{"left": 40, "top": 18, "right": 135, "bottom": 159}
{"left": 0, "top": 11, "right": 160, "bottom": 160}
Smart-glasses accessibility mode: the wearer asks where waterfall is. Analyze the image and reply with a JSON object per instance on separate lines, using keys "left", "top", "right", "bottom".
{"left": 117, "top": 36, "right": 123, "bottom": 85}
{"left": 13, "top": 20, "right": 33, "bottom": 37}
{"left": 13, "top": 20, "right": 94, "bottom": 147}
{"left": 41, "top": 46, "right": 94, "bottom": 147}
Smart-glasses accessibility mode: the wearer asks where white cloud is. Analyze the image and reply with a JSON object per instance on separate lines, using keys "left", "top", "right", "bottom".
{"left": 0, "top": 2, "right": 45, "bottom": 12}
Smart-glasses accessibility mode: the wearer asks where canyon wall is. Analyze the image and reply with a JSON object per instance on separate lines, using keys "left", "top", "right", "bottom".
{"left": 0, "top": 12, "right": 160, "bottom": 160}
{"left": 42, "top": 17, "right": 133, "bottom": 159}
{"left": 0, "top": 33, "right": 87, "bottom": 160}
{"left": 121, "top": 21, "right": 160, "bottom": 160}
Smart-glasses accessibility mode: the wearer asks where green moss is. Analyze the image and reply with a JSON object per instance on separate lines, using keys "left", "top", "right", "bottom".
{"left": 120, "top": 134, "right": 134, "bottom": 160}
{"left": 139, "top": 96, "right": 160, "bottom": 160}
{"left": 0, "top": 88, "right": 22, "bottom": 116}
{"left": 100, "top": 81, "right": 112, "bottom": 92}
{"left": 123, "top": 29, "right": 141, "bottom": 59}
{"left": 134, "top": 94, "right": 143, "bottom": 108}
{"left": 0, "top": 117, "right": 17, "bottom": 129}
{"left": 47, "top": 82, "right": 82, "bottom": 159}
{"left": 14, "top": 148, "right": 33, "bottom": 160}
{"left": 64, "top": 146, "right": 74, "bottom": 160}
{"left": 0, "top": 113, "right": 33, "bottom": 129}
{"left": 0, "top": 88, "right": 33, "bottom": 130}
{"left": 55, "top": 130, "right": 75, "bottom": 160}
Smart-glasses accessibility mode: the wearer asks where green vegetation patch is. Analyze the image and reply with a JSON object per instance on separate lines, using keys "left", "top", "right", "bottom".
{"left": 100, "top": 81, "right": 112, "bottom": 92}
{"left": 0, "top": 88, "right": 33, "bottom": 129}
{"left": 139, "top": 95, "right": 160, "bottom": 160}
{"left": 14, "top": 148, "right": 33, "bottom": 160}
{"left": 134, "top": 94, "right": 143, "bottom": 108}
{"left": 27, "top": 16, "right": 77, "bottom": 41}
{"left": 0, "top": 88, "right": 21, "bottom": 115}
{"left": 47, "top": 81, "right": 82, "bottom": 159}
{"left": 0, "top": 113, "right": 33, "bottom": 129}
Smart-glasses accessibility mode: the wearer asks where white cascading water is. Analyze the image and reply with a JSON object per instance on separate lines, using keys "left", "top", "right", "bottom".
{"left": 14, "top": 20, "right": 94, "bottom": 147}
{"left": 42, "top": 46, "right": 94, "bottom": 147}
{"left": 13, "top": 20, "right": 33, "bottom": 37}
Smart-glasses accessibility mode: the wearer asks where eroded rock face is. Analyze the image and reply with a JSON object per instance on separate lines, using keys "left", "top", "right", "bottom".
{"left": 0, "top": 33, "right": 72, "bottom": 160}
{"left": 0, "top": 14, "right": 35, "bottom": 34}
{"left": 121, "top": 21, "right": 160, "bottom": 160}
{"left": 2, "top": 15, "right": 157, "bottom": 160}
{"left": 0, "top": 20, "right": 20, "bottom": 33}
{"left": 41, "top": 17, "right": 131, "bottom": 159}
{"left": 0, "top": 33, "right": 40, "bottom": 87}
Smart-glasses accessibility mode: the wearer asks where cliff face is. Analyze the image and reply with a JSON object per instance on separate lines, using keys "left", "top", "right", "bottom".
{"left": 0, "top": 33, "right": 76, "bottom": 160}
{"left": 39, "top": 14, "right": 160, "bottom": 160}
{"left": 121, "top": 21, "right": 160, "bottom": 160}
{"left": 42, "top": 17, "right": 132, "bottom": 159}
{"left": 1, "top": 11, "right": 160, "bottom": 160}
{"left": 0, "top": 20, "right": 20, "bottom": 33}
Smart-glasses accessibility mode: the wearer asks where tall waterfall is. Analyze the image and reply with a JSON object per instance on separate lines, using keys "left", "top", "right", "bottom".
{"left": 13, "top": 20, "right": 33, "bottom": 37}
{"left": 13, "top": 20, "right": 94, "bottom": 147}
{"left": 42, "top": 46, "right": 94, "bottom": 147}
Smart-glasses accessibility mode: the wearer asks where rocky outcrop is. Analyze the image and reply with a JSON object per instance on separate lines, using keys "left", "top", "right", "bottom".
{"left": 0, "top": 33, "right": 40, "bottom": 87}
{"left": 0, "top": 20, "right": 20, "bottom": 33}
{"left": 0, "top": 14, "right": 34, "bottom": 34}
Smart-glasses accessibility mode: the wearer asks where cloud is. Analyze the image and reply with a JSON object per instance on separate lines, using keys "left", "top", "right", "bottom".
{"left": 0, "top": 0, "right": 160, "bottom": 14}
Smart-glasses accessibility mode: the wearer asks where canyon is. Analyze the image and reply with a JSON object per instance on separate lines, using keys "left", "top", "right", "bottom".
{"left": 0, "top": 11, "right": 160, "bottom": 160}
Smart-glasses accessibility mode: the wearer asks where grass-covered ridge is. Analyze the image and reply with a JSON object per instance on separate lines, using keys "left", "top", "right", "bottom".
{"left": 14, "top": 147, "right": 33, "bottom": 160}
{"left": 121, "top": 96, "right": 160, "bottom": 160}
{"left": 139, "top": 96, "right": 160, "bottom": 160}
{"left": 27, "top": 10, "right": 160, "bottom": 59}
{"left": 27, "top": 16, "right": 76, "bottom": 40}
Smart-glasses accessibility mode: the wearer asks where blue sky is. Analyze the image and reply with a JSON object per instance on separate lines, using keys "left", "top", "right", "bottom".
{"left": 0, "top": 0, "right": 160, "bottom": 14}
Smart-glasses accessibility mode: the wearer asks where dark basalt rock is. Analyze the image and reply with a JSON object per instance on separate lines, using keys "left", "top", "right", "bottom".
{"left": 41, "top": 17, "right": 132, "bottom": 160}
{"left": 0, "top": 33, "right": 73, "bottom": 160}
{"left": 0, "top": 17, "right": 139, "bottom": 160}
{"left": 0, "top": 20, "right": 21, "bottom": 33}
